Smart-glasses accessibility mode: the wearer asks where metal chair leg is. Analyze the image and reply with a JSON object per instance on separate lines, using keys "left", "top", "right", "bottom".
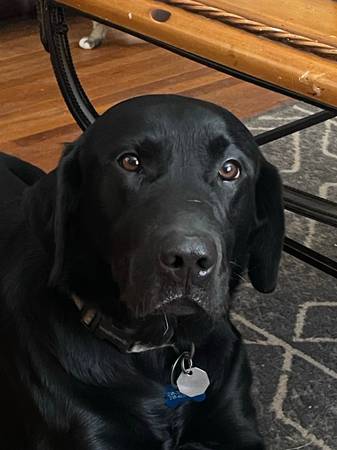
{"left": 284, "top": 238, "right": 337, "bottom": 278}
{"left": 37, "top": 0, "right": 99, "bottom": 130}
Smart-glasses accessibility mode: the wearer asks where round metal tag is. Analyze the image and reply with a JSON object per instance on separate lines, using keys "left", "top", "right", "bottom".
{"left": 176, "top": 367, "right": 210, "bottom": 397}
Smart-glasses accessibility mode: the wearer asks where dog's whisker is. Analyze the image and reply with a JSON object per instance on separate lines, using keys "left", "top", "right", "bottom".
{"left": 187, "top": 199, "right": 202, "bottom": 204}
{"left": 235, "top": 273, "right": 246, "bottom": 282}
{"left": 229, "top": 260, "right": 241, "bottom": 268}
{"left": 162, "top": 311, "right": 169, "bottom": 336}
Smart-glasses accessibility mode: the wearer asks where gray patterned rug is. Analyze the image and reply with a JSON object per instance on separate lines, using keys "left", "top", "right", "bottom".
{"left": 232, "top": 103, "right": 337, "bottom": 449}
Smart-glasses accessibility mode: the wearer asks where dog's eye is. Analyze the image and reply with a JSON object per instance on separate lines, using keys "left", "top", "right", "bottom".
{"left": 218, "top": 160, "right": 241, "bottom": 181}
{"left": 119, "top": 154, "right": 141, "bottom": 172}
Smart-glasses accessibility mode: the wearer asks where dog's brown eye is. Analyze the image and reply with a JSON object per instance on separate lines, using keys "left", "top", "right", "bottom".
{"left": 119, "top": 154, "right": 140, "bottom": 172}
{"left": 219, "top": 160, "right": 241, "bottom": 181}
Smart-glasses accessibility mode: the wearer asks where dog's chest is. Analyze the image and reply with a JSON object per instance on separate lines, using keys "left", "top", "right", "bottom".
{"left": 65, "top": 338, "right": 222, "bottom": 448}
{"left": 96, "top": 345, "right": 213, "bottom": 447}
{"left": 82, "top": 382, "right": 189, "bottom": 449}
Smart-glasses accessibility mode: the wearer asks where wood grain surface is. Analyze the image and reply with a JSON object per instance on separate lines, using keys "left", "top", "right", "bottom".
{"left": 0, "top": 17, "right": 287, "bottom": 172}
{"left": 206, "top": 0, "right": 337, "bottom": 47}
{"left": 59, "top": 0, "right": 337, "bottom": 108}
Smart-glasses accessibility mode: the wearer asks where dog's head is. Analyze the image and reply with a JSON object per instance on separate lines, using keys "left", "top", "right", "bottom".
{"left": 28, "top": 95, "right": 284, "bottom": 343}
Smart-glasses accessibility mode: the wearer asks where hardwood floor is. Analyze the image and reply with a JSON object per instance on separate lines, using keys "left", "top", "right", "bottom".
{"left": 0, "top": 16, "right": 288, "bottom": 172}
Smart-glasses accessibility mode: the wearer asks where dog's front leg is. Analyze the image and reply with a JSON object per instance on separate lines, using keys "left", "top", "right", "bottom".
{"left": 177, "top": 341, "right": 265, "bottom": 450}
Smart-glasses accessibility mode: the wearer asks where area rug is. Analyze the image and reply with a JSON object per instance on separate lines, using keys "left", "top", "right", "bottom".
{"left": 232, "top": 103, "right": 337, "bottom": 449}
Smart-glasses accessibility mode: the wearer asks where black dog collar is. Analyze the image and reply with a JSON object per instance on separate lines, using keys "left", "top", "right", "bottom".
{"left": 72, "top": 296, "right": 210, "bottom": 406}
{"left": 72, "top": 295, "right": 177, "bottom": 353}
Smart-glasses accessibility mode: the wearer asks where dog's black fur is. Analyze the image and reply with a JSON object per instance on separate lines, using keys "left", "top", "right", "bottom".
{"left": 0, "top": 95, "right": 284, "bottom": 450}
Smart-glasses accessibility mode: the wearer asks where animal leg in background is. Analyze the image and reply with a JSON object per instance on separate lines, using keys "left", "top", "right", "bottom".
{"left": 79, "top": 21, "right": 144, "bottom": 49}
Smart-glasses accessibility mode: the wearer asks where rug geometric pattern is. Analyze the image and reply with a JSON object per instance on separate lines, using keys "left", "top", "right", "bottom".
{"left": 232, "top": 103, "right": 337, "bottom": 449}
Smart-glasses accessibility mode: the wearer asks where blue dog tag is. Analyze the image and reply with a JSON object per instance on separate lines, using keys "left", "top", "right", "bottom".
{"left": 164, "top": 385, "right": 206, "bottom": 408}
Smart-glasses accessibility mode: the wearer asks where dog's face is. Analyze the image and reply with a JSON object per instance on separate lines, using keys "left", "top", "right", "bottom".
{"left": 30, "top": 95, "right": 284, "bottom": 337}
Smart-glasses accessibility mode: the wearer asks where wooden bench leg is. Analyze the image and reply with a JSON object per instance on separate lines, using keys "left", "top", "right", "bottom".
{"left": 37, "top": 0, "right": 99, "bottom": 130}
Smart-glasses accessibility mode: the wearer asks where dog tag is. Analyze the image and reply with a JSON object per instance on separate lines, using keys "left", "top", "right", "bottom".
{"left": 164, "top": 385, "right": 206, "bottom": 408}
{"left": 176, "top": 367, "right": 210, "bottom": 398}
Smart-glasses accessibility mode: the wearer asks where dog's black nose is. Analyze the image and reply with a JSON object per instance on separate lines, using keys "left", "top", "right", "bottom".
{"left": 160, "top": 234, "right": 217, "bottom": 280}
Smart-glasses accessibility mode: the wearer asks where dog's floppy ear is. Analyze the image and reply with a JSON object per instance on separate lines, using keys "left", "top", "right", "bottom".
{"left": 248, "top": 156, "right": 284, "bottom": 293}
{"left": 49, "top": 142, "right": 82, "bottom": 285}
{"left": 23, "top": 143, "right": 82, "bottom": 285}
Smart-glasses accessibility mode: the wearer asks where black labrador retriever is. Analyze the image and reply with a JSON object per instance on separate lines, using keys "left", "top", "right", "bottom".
{"left": 0, "top": 95, "right": 284, "bottom": 450}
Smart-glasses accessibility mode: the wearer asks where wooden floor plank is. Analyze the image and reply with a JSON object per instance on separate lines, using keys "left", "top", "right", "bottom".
{"left": 0, "top": 17, "right": 288, "bottom": 172}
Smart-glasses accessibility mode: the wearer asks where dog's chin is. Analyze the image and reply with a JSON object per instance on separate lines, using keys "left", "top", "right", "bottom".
{"left": 127, "top": 297, "right": 215, "bottom": 348}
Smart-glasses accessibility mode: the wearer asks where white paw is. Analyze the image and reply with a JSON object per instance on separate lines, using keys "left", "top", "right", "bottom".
{"left": 79, "top": 37, "right": 96, "bottom": 50}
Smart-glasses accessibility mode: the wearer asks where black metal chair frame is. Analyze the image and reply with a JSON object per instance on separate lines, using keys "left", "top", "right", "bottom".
{"left": 37, "top": 0, "right": 337, "bottom": 278}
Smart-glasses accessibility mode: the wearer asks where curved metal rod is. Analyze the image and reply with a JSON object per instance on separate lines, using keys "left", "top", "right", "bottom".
{"left": 37, "top": 0, "right": 99, "bottom": 130}
{"left": 284, "top": 186, "right": 337, "bottom": 228}
{"left": 284, "top": 238, "right": 337, "bottom": 278}
{"left": 255, "top": 110, "right": 337, "bottom": 146}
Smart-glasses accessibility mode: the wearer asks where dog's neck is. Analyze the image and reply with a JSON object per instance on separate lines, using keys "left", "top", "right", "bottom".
{"left": 72, "top": 295, "right": 178, "bottom": 354}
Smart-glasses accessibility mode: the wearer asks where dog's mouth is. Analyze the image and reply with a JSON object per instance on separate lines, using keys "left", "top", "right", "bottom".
{"left": 113, "top": 273, "right": 224, "bottom": 349}
{"left": 153, "top": 295, "right": 205, "bottom": 316}
{"left": 74, "top": 288, "right": 216, "bottom": 352}
{"left": 127, "top": 296, "right": 213, "bottom": 350}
